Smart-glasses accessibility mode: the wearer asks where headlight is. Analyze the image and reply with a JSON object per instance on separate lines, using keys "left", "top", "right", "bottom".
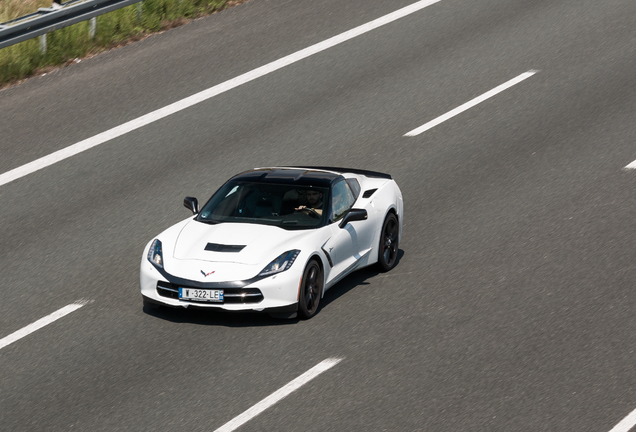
{"left": 147, "top": 239, "right": 164, "bottom": 268}
{"left": 258, "top": 250, "right": 300, "bottom": 277}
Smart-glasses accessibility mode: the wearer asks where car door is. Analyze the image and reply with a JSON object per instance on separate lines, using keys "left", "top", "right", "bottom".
{"left": 325, "top": 179, "right": 361, "bottom": 283}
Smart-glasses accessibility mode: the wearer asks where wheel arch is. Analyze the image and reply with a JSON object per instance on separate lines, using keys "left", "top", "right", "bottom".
{"left": 297, "top": 253, "right": 327, "bottom": 300}
{"left": 308, "top": 253, "right": 327, "bottom": 298}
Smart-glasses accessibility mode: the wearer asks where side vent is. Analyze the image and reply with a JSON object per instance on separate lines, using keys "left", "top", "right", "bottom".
{"left": 321, "top": 246, "right": 334, "bottom": 268}
{"left": 362, "top": 188, "right": 377, "bottom": 198}
{"left": 205, "top": 243, "right": 246, "bottom": 252}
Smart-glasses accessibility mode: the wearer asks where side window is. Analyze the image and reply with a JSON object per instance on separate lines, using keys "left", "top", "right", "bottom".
{"left": 331, "top": 180, "right": 356, "bottom": 222}
{"left": 345, "top": 178, "right": 361, "bottom": 200}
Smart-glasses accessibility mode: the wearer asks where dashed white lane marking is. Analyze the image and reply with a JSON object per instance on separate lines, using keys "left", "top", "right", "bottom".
{"left": 624, "top": 160, "right": 636, "bottom": 169}
{"left": 404, "top": 70, "right": 538, "bottom": 137}
{"left": 0, "top": 0, "right": 442, "bottom": 188}
{"left": 0, "top": 300, "right": 90, "bottom": 350}
{"left": 213, "top": 357, "right": 343, "bottom": 432}
{"left": 609, "top": 408, "right": 636, "bottom": 432}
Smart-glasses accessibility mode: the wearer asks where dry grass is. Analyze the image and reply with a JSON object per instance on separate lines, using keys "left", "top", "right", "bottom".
{"left": 0, "top": 0, "right": 53, "bottom": 22}
{"left": 0, "top": 0, "right": 249, "bottom": 88}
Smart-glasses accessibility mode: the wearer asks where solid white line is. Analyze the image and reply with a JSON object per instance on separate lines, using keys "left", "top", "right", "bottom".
{"left": 404, "top": 70, "right": 538, "bottom": 137}
{"left": 608, "top": 408, "right": 636, "bottom": 432}
{"left": 213, "top": 357, "right": 343, "bottom": 432}
{"left": 0, "top": 300, "right": 90, "bottom": 350}
{"left": 0, "top": 0, "right": 442, "bottom": 188}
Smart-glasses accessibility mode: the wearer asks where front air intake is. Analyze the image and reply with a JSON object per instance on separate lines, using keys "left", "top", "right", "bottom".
{"left": 205, "top": 243, "right": 246, "bottom": 252}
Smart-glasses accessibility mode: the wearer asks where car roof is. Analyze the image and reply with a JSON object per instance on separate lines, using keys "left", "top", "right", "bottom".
{"left": 230, "top": 167, "right": 341, "bottom": 188}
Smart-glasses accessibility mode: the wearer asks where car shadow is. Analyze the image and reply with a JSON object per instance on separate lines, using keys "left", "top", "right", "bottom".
{"left": 142, "top": 249, "right": 404, "bottom": 327}
{"left": 317, "top": 249, "right": 404, "bottom": 314}
{"left": 142, "top": 303, "right": 292, "bottom": 327}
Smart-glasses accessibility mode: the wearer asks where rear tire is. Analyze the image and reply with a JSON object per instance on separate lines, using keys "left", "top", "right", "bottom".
{"left": 377, "top": 213, "right": 399, "bottom": 272}
{"left": 298, "top": 259, "right": 323, "bottom": 319}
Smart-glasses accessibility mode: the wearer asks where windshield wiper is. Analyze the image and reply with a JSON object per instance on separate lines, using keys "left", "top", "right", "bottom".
{"left": 197, "top": 219, "right": 218, "bottom": 225}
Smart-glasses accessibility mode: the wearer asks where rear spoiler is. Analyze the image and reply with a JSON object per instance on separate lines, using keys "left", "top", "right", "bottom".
{"left": 297, "top": 166, "right": 392, "bottom": 180}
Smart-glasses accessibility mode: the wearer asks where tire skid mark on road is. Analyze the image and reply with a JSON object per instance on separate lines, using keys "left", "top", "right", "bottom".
{"left": 213, "top": 357, "right": 343, "bottom": 432}
{"left": 0, "top": 299, "right": 91, "bottom": 351}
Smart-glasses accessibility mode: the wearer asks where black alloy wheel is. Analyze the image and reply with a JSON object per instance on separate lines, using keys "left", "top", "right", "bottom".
{"left": 298, "top": 259, "right": 323, "bottom": 319}
{"left": 377, "top": 213, "right": 399, "bottom": 272}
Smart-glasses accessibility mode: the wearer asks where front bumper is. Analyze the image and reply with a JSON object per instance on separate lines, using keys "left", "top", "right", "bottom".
{"left": 140, "top": 256, "right": 302, "bottom": 313}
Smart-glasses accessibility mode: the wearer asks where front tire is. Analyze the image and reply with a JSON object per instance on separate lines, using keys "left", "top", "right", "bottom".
{"left": 298, "top": 259, "right": 323, "bottom": 319}
{"left": 377, "top": 213, "right": 399, "bottom": 272}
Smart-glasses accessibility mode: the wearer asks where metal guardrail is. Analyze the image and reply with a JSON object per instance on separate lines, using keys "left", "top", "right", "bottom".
{"left": 0, "top": 0, "right": 143, "bottom": 50}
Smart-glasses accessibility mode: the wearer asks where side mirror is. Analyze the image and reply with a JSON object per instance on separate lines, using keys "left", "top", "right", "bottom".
{"left": 338, "top": 208, "right": 367, "bottom": 229}
{"left": 184, "top": 196, "right": 199, "bottom": 215}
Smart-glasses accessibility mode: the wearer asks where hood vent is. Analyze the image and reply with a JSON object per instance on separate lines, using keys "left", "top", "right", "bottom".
{"left": 205, "top": 243, "right": 246, "bottom": 253}
{"left": 362, "top": 188, "right": 377, "bottom": 198}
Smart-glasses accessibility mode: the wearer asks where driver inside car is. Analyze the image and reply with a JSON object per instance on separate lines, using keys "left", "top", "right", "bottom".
{"left": 295, "top": 189, "right": 324, "bottom": 216}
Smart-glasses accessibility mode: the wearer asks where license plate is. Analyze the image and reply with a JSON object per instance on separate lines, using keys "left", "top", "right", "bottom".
{"left": 179, "top": 288, "right": 223, "bottom": 302}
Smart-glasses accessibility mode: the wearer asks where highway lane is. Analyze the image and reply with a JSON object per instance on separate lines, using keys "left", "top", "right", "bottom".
{"left": 0, "top": 0, "right": 423, "bottom": 175}
{"left": 1, "top": 0, "right": 636, "bottom": 430}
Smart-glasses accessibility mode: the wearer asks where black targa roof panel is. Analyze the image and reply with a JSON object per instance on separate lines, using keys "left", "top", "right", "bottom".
{"left": 232, "top": 168, "right": 341, "bottom": 188}
{"left": 297, "top": 166, "right": 392, "bottom": 180}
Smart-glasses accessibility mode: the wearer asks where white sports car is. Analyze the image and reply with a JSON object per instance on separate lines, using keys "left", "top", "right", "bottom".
{"left": 140, "top": 166, "right": 403, "bottom": 319}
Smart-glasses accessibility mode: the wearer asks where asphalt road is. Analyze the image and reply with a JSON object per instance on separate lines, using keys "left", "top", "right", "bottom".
{"left": 2, "top": 0, "right": 636, "bottom": 430}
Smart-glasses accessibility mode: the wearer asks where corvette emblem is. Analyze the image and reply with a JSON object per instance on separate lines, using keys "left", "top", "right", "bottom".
{"left": 201, "top": 270, "right": 215, "bottom": 277}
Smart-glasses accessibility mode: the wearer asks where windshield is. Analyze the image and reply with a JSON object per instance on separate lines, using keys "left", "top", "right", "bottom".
{"left": 197, "top": 181, "right": 329, "bottom": 229}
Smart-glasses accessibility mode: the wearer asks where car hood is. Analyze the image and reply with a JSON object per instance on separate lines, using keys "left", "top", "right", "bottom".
{"left": 172, "top": 220, "right": 306, "bottom": 265}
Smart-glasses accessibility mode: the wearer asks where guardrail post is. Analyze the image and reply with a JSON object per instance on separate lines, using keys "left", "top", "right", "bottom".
{"left": 40, "top": 34, "right": 47, "bottom": 54}
{"left": 89, "top": 17, "right": 97, "bottom": 38}
{"left": 38, "top": 1, "right": 61, "bottom": 53}
{"left": 1, "top": 0, "right": 146, "bottom": 51}
{"left": 137, "top": 1, "right": 143, "bottom": 20}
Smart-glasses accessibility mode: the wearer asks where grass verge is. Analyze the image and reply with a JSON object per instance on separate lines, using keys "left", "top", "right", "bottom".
{"left": 0, "top": 0, "right": 246, "bottom": 88}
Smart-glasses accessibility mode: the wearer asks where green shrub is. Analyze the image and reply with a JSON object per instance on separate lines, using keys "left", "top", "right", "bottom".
{"left": 0, "top": 39, "right": 41, "bottom": 83}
